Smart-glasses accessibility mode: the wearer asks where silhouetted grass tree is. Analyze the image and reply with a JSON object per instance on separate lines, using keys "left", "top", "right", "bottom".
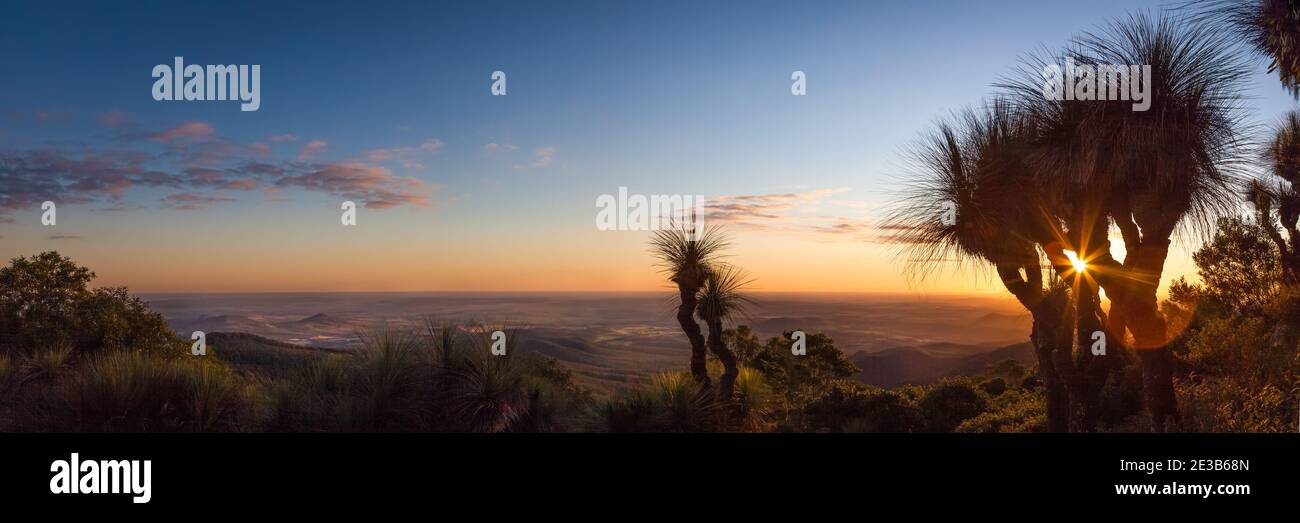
{"left": 1001, "top": 13, "right": 1250, "bottom": 430}
{"left": 650, "top": 222, "right": 729, "bottom": 388}
{"left": 884, "top": 100, "right": 1079, "bottom": 431}
{"left": 1249, "top": 111, "right": 1300, "bottom": 285}
{"left": 1194, "top": 0, "right": 1300, "bottom": 98}
{"left": 695, "top": 262, "right": 754, "bottom": 400}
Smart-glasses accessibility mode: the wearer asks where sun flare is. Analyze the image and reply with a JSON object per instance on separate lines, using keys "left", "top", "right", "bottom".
{"left": 1064, "top": 250, "right": 1087, "bottom": 273}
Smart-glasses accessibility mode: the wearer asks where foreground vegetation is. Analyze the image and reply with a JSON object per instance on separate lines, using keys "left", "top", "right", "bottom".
{"left": 0, "top": 245, "right": 1293, "bottom": 432}
{"left": 0, "top": 252, "right": 1042, "bottom": 433}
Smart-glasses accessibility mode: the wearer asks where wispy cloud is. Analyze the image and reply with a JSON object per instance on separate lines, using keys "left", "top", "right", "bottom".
{"left": 150, "top": 121, "right": 215, "bottom": 142}
{"left": 362, "top": 138, "right": 443, "bottom": 168}
{"left": 0, "top": 140, "right": 435, "bottom": 219}
{"left": 275, "top": 161, "right": 433, "bottom": 208}
{"left": 701, "top": 188, "right": 872, "bottom": 240}
{"left": 297, "top": 140, "right": 328, "bottom": 161}
{"left": 705, "top": 188, "right": 849, "bottom": 225}
{"left": 419, "top": 138, "right": 444, "bottom": 153}
{"left": 0, "top": 150, "right": 176, "bottom": 211}
{"left": 509, "top": 146, "right": 554, "bottom": 169}
{"left": 97, "top": 110, "right": 132, "bottom": 129}
{"left": 8, "top": 109, "right": 75, "bottom": 124}
{"left": 161, "top": 191, "right": 237, "bottom": 210}
{"left": 530, "top": 147, "right": 555, "bottom": 168}
{"left": 484, "top": 142, "right": 518, "bottom": 152}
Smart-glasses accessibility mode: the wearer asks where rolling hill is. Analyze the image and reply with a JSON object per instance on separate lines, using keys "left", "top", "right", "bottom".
{"left": 851, "top": 341, "right": 1034, "bottom": 387}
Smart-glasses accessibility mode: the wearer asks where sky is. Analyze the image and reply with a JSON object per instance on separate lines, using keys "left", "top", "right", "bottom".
{"left": 0, "top": 0, "right": 1295, "bottom": 294}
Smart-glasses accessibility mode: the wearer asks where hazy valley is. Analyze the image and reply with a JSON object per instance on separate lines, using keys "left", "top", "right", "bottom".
{"left": 146, "top": 292, "right": 1035, "bottom": 394}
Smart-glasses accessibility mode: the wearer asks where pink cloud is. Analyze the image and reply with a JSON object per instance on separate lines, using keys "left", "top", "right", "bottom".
{"left": 276, "top": 161, "right": 432, "bottom": 209}
{"left": 362, "top": 138, "right": 443, "bottom": 166}
{"left": 151, "top": 121, "right": 215, "bottom": 142}
{"left": 97, "top": 110, "right": 131, "bottom": 129}
{"left": 222, "top": 179, "right": 259, "bottom": 190}
{"left": 298, "top": 140, "right": 328, "bottom": 160}
{"left": 703, "top": 188, "right": 856, "bottom": 234}
{"left": 364, "top": 148, "right": 404, "bottom": 162}
{"left": 530, "top": 147, "right": 555, "bottom": 168}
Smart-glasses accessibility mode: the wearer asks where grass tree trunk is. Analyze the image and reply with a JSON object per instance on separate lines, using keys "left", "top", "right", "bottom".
{"left": 1030, "top": 301, "right": 1072, "bottom": 432}
{"left": 705, "top": 317, "right": 739, "bottom": 400}
{"left": 677, "top": 285, "right": 710, "bottom": 388}
{"left": 1117, "top": 242, "right": 1178, "bottom": 432}
{"left": 999, "top": 264, "right": 1071, "bottom": 432}
{"left": 1072, "top": 281, "right": 1117, "bottom": 432}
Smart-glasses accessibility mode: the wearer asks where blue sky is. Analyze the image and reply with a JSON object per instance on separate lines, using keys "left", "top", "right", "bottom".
{"left": 0, "top": 0, "right": 1296, "bottom": 292}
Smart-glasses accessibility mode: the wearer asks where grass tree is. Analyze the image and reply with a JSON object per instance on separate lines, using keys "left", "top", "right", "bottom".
{"left": 695, "top": 262, "right": 754, "bottom": 400}
{"left": 650, "top": 222, "right": 729, "bottom": 388}
{"left": 1249, "top": 111, "right": 1300, "bottom": 284}
{"left": 1196, "top": 0, "right": 1300, "bottom": 98}
{"left": 1004, "top": 13, "right": 1250, "bottom": 430}
{"left": 885, "top": 100, "right": 1081, "bottom": 431}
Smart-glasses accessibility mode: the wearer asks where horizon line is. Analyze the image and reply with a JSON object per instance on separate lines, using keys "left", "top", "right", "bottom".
{"left": 134, "top": 289, "right": 1010, "bottom": 298}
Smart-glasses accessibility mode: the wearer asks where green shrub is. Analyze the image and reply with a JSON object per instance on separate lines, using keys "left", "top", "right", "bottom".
{"left": 731, "top": 367, "right": 774, "bottom": 432}
{"left": 347, "top": 328, "right": 431, "bottom": 431}
{"left": 955, "top": 389, "right": 1046, "bottom": 433}
{"left": 978, "top": 377, "right": 1007, "bottom": 396}
{"left": 1179, "top": 378, "right": 1295, "bottom": 433}
{"left": 19, "top": 345, "right": 74, "bottom": 384}
{"left": 604, "top": 372, "right": 720, "bottom": 432}
{"left": 919, "top": 378, "right": 988, "bottom": 432}
{"left": 69, "top": 351, "right": 247, "bottom": 432}
{"left": 801, "top": 381, "right": 925, "bottom": 432}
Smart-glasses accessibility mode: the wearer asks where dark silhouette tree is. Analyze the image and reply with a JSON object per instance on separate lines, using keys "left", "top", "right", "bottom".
{"left": 1003, "top": 13, "right": 1250, "bottom": 430}
{"left": 650, "top": 222, "right": 728, "bottom": 388}
{"left": 1193, "top": 217, "right": 1283, "bottom": 314}
{"left": 695, "top": 262, "right": 753, "bottom": 399}
{"left": 1249, "top": 111, "right": 1300, "bottom": 284}
{"left": 884, "top": 100, "right": 1080, "bottom": 431}
{"left": 1195, "top": 0, "right": 1300, "bottom": 98}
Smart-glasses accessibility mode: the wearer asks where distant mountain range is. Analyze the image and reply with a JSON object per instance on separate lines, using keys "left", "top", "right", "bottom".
{"left": 850, "top": 341, "right": 1034, "bottom": 387}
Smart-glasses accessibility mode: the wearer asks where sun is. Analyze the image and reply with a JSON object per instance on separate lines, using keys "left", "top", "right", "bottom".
{"left": 1064, "top": 250, "right": 1088, "bottom": 272}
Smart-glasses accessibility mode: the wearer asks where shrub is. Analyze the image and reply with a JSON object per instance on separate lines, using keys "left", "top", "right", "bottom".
{"left": 979, "top": 377, "right": 1007, "bottom": 396}
{"left": 604, "top": 372, "right": 720, "bottom": 432}
{"left": 347, "top": 328, "right": 431, "bottom": 431}
{"left": 69, "top": 351, "right": 247, "bottom": 432}
{"left": 1179, "top": 378, "right": 1294, "bottom": 433}
{"left": 730, "top": 367, "right": 774, "bottom": 432}
{"left": 801, "top": 381, "right": 925, "bottom": 432}
{"left": 955, "top": 389, "right": 1046, "bottom": 433}
{"left": 19, "top": 345, "right": 74, "bottom": 384}
{"left": 919, "top": 378, "right": 988, "bottom": 432}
